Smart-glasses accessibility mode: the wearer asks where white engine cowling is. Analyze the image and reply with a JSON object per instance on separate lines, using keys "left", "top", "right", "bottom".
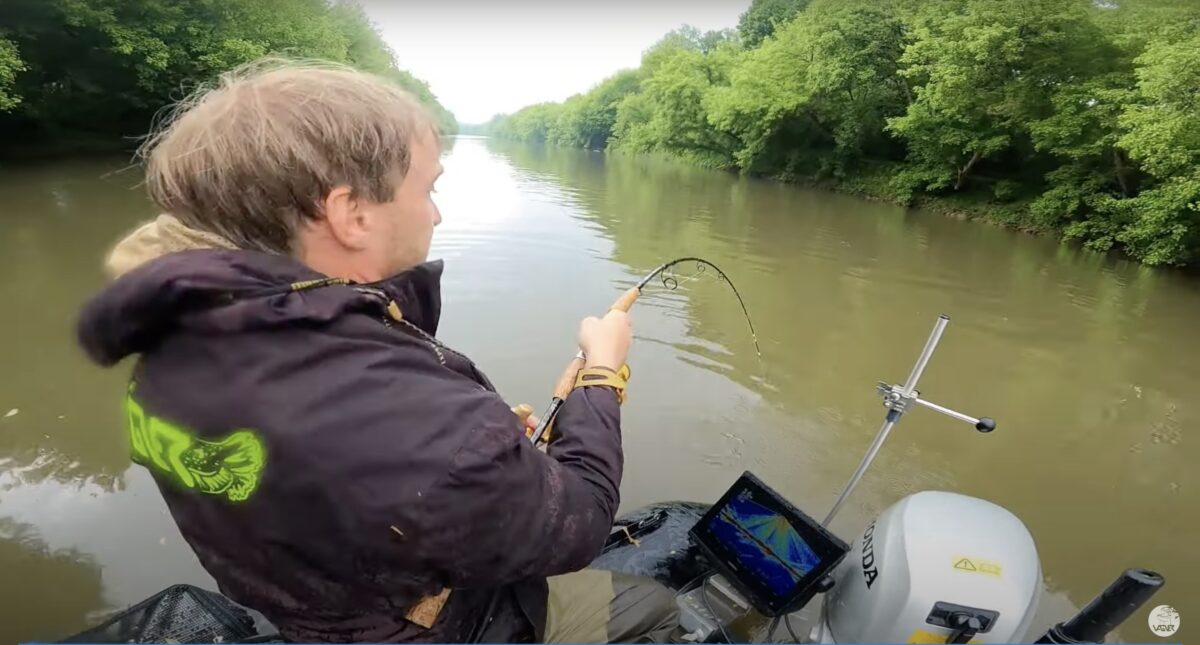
{"left": 823, "top": 491, "right": 1041, "bottom": 644}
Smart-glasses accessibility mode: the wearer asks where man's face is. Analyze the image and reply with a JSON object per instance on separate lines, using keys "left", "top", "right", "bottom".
{"left": 367, "top": 132, "right": 443, "bottom": 275}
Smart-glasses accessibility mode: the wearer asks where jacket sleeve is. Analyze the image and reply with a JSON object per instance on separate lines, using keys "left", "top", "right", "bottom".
{"left": 411, "top": 384, "right": 624, "bottom": 587}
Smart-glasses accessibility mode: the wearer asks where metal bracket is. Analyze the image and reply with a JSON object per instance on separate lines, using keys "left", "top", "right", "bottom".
{"left": 824, "top": 315, "right": 997, "bottom": 526}
{"left": 877, "top": 382, "right": 916, "bottom": 415}
{"left": 876, "top": 381, "right": 994, "bottom": 432}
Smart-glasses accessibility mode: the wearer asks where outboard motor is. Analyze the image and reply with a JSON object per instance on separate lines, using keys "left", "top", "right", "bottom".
{"left": 818, "top": 491, "right": 1041, "bottom": 644}
{"left": 804, "top": 317, "right": 1163, "bottom": 644}
{"left": 808, "top": 316, "right": 1039, "bottom": 643}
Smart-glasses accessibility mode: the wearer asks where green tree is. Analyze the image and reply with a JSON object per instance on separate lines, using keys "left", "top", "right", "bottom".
{"left": 887, "top": 0, "right": 1102, "bottom": 195}
{"left": 324, "top": 3, "right": 457, "bottom": 132}
{"left": 611, "top": 36, "right": 740, "bottom": 166}
{"left": 576, "top": 70, "right": 641, "bottom": 148}
{"left": 329, "top": 2, "right": 396, "bottom": 75}
{"left": 0, "top": 38, "right": 23, "bottom": 111}
{"left": 494, "top": 102, "right": 563, "bottom": 143}
{"left": 494, "top": 69, "right": 640, "bottom": 148}
{"left": 0, "top": 0, "right": 456, "bottom": 149}
{"left": 1027, "top": 70, "right": 1136, "bottom": 241}
{"left": 737, "top": 0, "right": 812, "bottom": 48}
{"left": 1096, "top": 0, "right": 1200, "bottom": 52}
{"left": 1105, "top": 31, "right": 1200, "bottom": 265}
{"left": 1021, "top": 0, "right": 1200, "bottom": 260}
{"left": 547, "top": 95, "right": 589, "bottom": 147}
{"left": 711, "top": 0, "right": 908, "bottom": 175}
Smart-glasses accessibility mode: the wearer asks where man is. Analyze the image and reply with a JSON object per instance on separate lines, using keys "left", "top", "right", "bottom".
{"left": 77, "top": 59, "right": 679, "bottom": 643}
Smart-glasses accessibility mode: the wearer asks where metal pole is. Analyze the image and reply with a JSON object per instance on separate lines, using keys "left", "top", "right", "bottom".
{"left": 900, "top": 315, "right": 949, "bottom": 395}
{"left": 822, "top": 417, "right": 898, "bottom": 525}
{"left": 822, "top": 315, "right": 951, "bottom": 526}
{"left": 912, "top": 398, "right": 979, "bottom": 426}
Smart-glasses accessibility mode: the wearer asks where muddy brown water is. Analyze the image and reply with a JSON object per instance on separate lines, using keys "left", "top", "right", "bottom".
{"left": 0, "top": 137, "right": 1194, "bottom": 643}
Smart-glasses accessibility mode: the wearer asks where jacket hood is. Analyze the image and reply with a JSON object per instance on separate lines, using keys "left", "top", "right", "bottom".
{"left": 78, "top": 247, "right": 445, "bottom": 367}
{"left": 105, "top": 214, "right": 240, "bottom": 280}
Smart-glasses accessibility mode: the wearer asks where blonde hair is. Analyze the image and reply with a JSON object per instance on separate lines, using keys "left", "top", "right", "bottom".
{"left": 138, "top": 58, "right": 439, "bottom": 254}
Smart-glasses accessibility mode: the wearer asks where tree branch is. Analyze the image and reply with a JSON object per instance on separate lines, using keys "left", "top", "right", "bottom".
{"left": 956, "top": 150, "right": 983, "bottom": 191}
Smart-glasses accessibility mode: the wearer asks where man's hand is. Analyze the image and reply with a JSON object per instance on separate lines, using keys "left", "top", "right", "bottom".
{"left": 578, "top": 309, "right": 632, "bottom": 370}
{"left": 512, "top": 404, "right": 541, "bottom": 438}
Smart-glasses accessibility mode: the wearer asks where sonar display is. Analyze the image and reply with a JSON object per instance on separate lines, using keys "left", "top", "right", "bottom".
{"left": 709, "top": 489, "right": 823, "bottom": 597}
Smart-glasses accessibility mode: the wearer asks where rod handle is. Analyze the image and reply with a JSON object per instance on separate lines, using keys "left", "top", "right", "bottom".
{"left": 552, "top": 355, "right": 587, "bottom": 400}
{"left": 529, "top": 398, "right": 564, "bottom": 445}
{"left": 535, "top": 285, "right": 640, "bottom": 445}
{"left": 551, "top": 286, "right": 636, "bottom": 401}
{"left": 611, "top": 286, "right": 641, "bottom": 313}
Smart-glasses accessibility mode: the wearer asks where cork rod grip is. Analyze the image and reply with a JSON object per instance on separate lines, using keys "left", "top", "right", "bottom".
{"left": 532, "top": 287, "right": 642, "bottom": 445}
{"left": 611, "top": 286, "right": 641, "bottom": 313}
{"left": 552, "top": 287, "right": 640, "bottom": 399}
{"left": 551, "top": 356, "right": 586, "bottom": 400}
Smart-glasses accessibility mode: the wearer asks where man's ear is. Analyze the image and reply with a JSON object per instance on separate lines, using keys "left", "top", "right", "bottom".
{"left": 321, "top": 185, "right": 370, "bottom": 251}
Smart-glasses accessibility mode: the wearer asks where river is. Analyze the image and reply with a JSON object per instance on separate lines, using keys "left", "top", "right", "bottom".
{"left": 0, "top": 136, "right": 1194, "bottom": 643}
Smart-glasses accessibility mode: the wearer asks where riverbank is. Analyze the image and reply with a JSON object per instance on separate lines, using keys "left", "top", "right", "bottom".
{"left": 812, "top": 163, "right": 1199, "bottom": 274}
{"left": 488, "top": 0, "right": 1200, "bottom": 269}
{"left": 0, "top": 133, "right": 138, "bottom": 163}
{"left": 600, "top": 148, "right": 1119, "bottom": 265}
{"left": 781, "top": 164, "right": 1034, "bottom": 227}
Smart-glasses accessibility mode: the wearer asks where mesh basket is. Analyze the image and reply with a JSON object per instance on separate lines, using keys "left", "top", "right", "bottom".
{"left": 59, "top": 585, "right": 261, "bottom": 644}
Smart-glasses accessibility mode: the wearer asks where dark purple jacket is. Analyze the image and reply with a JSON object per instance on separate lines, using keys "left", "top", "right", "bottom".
{"left": 77, "top": 250, "right": 624, "bottom": 643}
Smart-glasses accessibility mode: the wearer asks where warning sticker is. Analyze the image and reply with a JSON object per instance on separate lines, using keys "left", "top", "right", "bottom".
{"left": 907, "top": 628, "right": 979, "bottom": 644}
{"left": 953, "top": 555, "right": 1002, "bottom": 577}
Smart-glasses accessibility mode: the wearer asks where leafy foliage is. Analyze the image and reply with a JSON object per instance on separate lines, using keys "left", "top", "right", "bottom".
{"left": 887, "top": 0, "right": 1106, "bottom": 194}
{"left": 0, "top": 38, "right": 23, "bottom": 111}
{"left": 493, "top": 0, "right": 1200, "bottom": 267}
{"left": 1107, "top": 31, "right": 1200, "bottom": 264}
{"left": 610, "top": 35, "right": 741, "bottom": 167}
{"left": 737, "top": 0, "right": 812, "bottom": 48}
{"left": 711, "top": 0, "right": 909, "bottom": 175}
{"left": 0, "top": 0, "right": 455, "bottom": 146}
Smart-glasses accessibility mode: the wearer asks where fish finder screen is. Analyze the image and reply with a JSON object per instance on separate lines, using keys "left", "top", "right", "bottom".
{"left": 709, "top": 489, "right": 821, "bottom": 597}
{"left": 691, "top": 471, "right": 849, "bottom": 616}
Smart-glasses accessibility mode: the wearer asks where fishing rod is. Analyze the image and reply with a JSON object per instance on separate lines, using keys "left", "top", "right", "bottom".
{"left": 526, "top": 257, "right": 761, "bottom": 446}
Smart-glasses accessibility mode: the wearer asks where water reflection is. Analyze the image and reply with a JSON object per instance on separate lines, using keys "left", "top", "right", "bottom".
{"left": 0, "top": 160, "right": 209, "bottom": 642}
{"left": 0, "top": 517, "right": 105, "bottom": 643}
{"left": 0, "top": 159, "right": 149, "bottom": 490}
{"left": 0, "top": 466, "right": 215, "bottom": 642}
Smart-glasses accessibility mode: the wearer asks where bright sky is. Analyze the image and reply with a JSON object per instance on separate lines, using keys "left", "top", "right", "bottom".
{"left": 363, "top": 0, "right": 751, "bottom": 124}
